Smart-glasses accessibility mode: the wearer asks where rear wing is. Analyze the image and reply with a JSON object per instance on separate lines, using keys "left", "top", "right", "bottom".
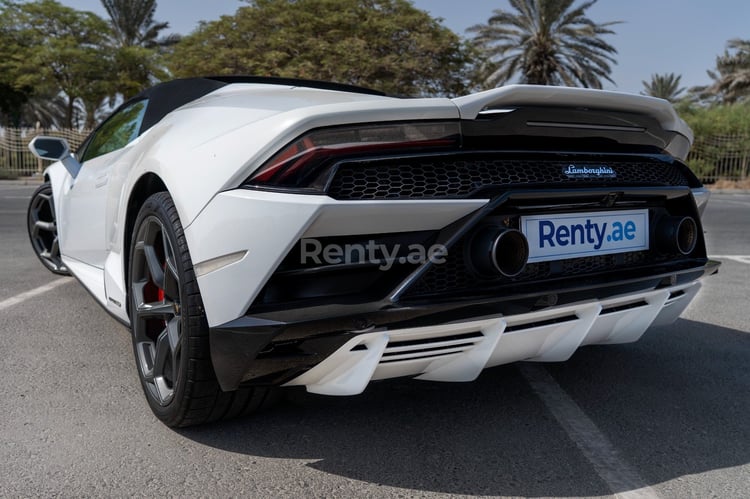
{"left": 453, "top": 85, "right": 693, "bottom": 150}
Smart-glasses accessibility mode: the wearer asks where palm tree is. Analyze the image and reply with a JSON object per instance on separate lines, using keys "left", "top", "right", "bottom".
{"left": 20, "top": 92, "right": 77, "bottom": 128}
{"left": 98, "top": 0, "right": 174, "bottom": 105}
{"left": 641, "top": 73, "right": 685, "bottom": 102}
{"left": 701, "top": 38, "right": 750, "bottom": 103}
{"left": 100, "top": 0, "right": 179, "bottom": 49}
{"left": 468, "top": 0, "right": 620, "bottom": 89}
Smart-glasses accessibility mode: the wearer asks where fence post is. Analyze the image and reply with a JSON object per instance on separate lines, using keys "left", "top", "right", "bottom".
{"left": 10, "top": 127, "right": 18, "bottom": 174}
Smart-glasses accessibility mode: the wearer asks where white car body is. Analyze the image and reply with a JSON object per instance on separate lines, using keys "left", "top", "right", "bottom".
{"left": 33, "top": 77, "right": 717, "bottom": 400}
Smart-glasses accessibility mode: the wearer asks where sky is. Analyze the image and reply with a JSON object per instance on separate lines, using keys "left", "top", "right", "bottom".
{"left": 59, "top": 0, "right": 750, "bottom": 95}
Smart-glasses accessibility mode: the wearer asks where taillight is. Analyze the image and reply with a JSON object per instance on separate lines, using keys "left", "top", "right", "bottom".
{"left": 247, "top": 121, "right": 460, "bottom": 188}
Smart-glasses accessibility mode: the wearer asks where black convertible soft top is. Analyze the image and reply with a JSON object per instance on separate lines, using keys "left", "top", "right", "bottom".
{"left": 132, "top": 76, "right": 387, "bottom": 134}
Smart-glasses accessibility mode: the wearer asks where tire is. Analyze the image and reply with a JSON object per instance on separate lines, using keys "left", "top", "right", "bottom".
{"left": 128, "top": 192, "right": 277, "bottom": 427}
{"left": 27, "top": 183, "right": 69, "bottom": 275}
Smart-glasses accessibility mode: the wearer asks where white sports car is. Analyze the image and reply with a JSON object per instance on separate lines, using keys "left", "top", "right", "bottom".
{"left": 27, "top": 76, "right": 719, "bottom": 426}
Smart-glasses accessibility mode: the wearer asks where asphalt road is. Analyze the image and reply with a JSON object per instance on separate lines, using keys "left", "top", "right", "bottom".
{"left": 1, "top": 181, "right": 748, "bottom": 498}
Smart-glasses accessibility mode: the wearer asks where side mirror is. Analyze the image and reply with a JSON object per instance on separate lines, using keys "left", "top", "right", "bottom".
{"left": 28, "top": 136, "right": 82, "bottom": 179}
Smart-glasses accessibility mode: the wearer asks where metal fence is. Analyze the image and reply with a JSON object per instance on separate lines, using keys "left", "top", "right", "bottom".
{"left": 686, "top": 133, "right": 750, "bottom": 183}
{"left": 1, "top": 127, "right": 749, "bottom": 183}
{"left": 0, "top": 127, "right": 90, "bottom": 178}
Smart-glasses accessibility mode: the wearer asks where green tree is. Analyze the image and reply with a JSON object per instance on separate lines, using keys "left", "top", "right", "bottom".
{"left": 641, "top": 73, "right": 685, "bottom": 102}
{"left": 168, "top": 0, "right": 473, "bottom": 96}
{"left": 680, "top": 102, "right": 750, "bottom": 180}
{"left": 100, "top": 0, "right": 174, "bottom": 102}
{"left": 468, "top": 0, "right": 620, "bottom": 89}
{"left": 0, "top": 82, "right": 29, "bottom": 127}
{"left": 0, "top": 1, "right": 32, "bottom": 126}
{"left": 701, "top": 39, "right": 750, "bottom": 103}
{"left": 17, "top": 92, "right": 74, "bottom": 128}
{"left": 2, "top": 0, "right": 116, "bottom": 127}
{"left": 101, "top": 0, "right": 178, "bottom": 48}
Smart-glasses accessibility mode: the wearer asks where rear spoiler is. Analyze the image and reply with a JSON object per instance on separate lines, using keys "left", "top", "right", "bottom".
{"left": 452, "top": 85, "right": 693, "bottom": 145}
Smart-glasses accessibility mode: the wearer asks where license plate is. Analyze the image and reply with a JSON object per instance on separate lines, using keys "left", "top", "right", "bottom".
{"left": 520, "top": 209, "right": 649, "bottom": 263}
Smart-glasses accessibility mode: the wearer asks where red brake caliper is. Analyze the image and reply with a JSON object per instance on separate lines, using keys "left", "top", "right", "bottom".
{"left": 158, "top": 261, "right": 166, "bottom": 301}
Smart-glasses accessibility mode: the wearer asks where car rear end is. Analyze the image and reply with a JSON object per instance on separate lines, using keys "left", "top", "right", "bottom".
{"left": 182, "top": 84, "right": 718, "bottom": 394}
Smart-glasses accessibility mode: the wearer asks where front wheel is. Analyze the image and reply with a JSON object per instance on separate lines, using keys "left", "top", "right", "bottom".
{"left": 128, "top": 192, "right": 276, "bottom": 427}
{"left": 27, "top": 183, "right": 68, "bottom": 275}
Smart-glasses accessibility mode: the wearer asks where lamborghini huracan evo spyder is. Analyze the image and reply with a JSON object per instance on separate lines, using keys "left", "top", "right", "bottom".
{"left": 27, "top": 76, "right": 719, "bottom": 427}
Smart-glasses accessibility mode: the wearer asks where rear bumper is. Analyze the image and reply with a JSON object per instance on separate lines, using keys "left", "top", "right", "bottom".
{"left": 209, "top": 261, "right": 718, "bottom": 391}
{"left": 184, "top": 188, "right": 486, "bottom": 327}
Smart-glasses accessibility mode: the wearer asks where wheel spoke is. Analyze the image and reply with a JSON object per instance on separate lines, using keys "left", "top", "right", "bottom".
{"left": 50, "top": 237, "right": 60, "bottom": 258}
{"left": 152, "top": 330, "right": 175, "bottom": 403}
{"left": 160, "top": 233, "right": 180, "bottom": 300}
{"left": 166, "top": 319, "right": 181, "bottom": 393}
{"left": 166, "top": 317, "right": 180, "bottom": 353}
{"left": 143, "top": 244, "right": 165, "bottom": 289}
{"left": 163, "top": 262, "right": 179, "bottom": 301}
{"left": 136, "top": 300, "right": 175, "bottom": 318}
{"left": 163, "top": 233, "right": 176, "bottom": 270}
{"left": 138, "top": 342, "right": 155, "bottom": 382}
{"left": 144, "top": 218, "right": 162, "bottom": 241}
{"left": 153, "top": 330, "right": 170, "bottom": 378}
{"left": 45, "top": 196, "right": 56, "bottom": 219}
{"left": 34, "top": 220, "right": 56, "bottom": 233}
{"left": 131, "top": 281, "right": 146, "bottom": 309}
{"left": 30, "top": 216, "right": 43, "bottom": 239}
{"left": 170, "top": 359, "right": 179, "bottom": 391}
{"left": 154, "top": 377, "right": 172, "bottom": 404}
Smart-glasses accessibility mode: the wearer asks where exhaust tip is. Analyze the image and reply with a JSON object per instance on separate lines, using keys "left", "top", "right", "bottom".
{"left": 656, "top": 216, "right": 698, "bottom": 255}
{"left": 470, "top": 226, "right": 529, "bottom": 278}
{"left": 675, "top": 217, "right": 698, "bottom": 255}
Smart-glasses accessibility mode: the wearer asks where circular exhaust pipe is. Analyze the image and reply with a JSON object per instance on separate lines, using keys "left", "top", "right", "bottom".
{"left": 655, "top": 216, "right": 698, "bottom": 255}
{"left": 469, "top": 226, "right": 529, "bottom": 277}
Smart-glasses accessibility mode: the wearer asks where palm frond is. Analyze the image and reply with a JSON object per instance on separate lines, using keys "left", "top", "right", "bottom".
{"left": 641, "top": 73, "right": 685, "bottom": 102}
{"left": 469, "top": 0, "right": 620, "bottom": 89}
{"left": 702, "top": 39, "right": 750, "bottom": 103}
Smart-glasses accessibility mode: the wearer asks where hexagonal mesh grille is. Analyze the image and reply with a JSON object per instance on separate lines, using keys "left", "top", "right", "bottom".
{"left": 328, "top": 156, "right": 690, "bottom": 200}
{"left": 403, "top": 249, "right": 673, "bottom": 299}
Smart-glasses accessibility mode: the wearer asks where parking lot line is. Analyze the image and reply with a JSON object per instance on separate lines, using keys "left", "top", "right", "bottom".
{"left": 520, "top": 364, "right": 659, "bottom": 499}
{"left": 0, "top": 277, "right": 71, "bottom": 312}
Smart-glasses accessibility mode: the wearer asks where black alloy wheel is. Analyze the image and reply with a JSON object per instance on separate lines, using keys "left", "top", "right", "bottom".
{"left": 27, "top": 183, "right": 68, "bottom": 275}
{"left": 130, "top": 214, "right": 182, "bottom": 405}
{"left": 129, "top": 192, "right": 277, "bottom": 427}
